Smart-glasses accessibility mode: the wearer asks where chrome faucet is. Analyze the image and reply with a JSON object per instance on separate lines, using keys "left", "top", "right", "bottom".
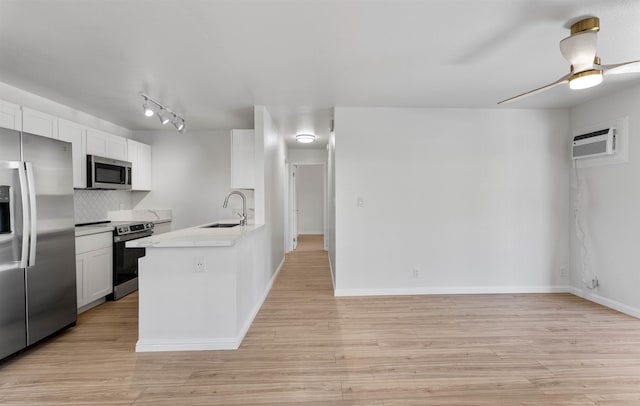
{"left": 223, "top": 191, "right": 247, "bottom": 226}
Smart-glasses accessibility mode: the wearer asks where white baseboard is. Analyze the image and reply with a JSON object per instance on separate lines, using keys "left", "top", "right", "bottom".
{"left": 334, "top": 285, "right": 570, "bottom": 297}
{"left": 567, "top": 287, "right": 640, "bottom": 319}
{"left": 333, "top": 284, "right": 640, "bottom": 320}
{"left": 136, "top": 338, "right": 240, "bottom": 352}
{"left": 236, "top": 256, "right": 285, "bottom": 343}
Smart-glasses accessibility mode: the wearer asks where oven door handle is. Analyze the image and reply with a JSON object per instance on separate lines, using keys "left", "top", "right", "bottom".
{"left": 114, "top": 230, "right": 154, "bottom": 243}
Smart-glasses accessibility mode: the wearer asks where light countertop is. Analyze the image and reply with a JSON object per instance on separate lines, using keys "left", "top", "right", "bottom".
{"left": 75, "top": 225, "right": 115, "bottom": 237}
{"left": 126, "top": 220, "right": 262, "bottom": 248}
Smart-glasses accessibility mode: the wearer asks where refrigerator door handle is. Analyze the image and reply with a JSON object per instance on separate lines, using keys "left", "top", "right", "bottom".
{"left": 24, "top": 162, "right": 37, "bottom": 267}
{"left": 17, "top": 162, "right": 30, "bottom": 268}
{"left": 0, "top": 161, "right": 29, "bottom": 269}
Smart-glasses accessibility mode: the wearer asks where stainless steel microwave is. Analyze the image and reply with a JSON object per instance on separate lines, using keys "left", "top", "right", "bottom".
{"left": 87, "top": 155, "right": 132, "bottom": 190}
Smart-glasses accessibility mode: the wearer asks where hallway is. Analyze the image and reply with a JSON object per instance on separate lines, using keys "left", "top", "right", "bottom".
{"left": 1, "top": 235, "right": 640, "bottom": 404}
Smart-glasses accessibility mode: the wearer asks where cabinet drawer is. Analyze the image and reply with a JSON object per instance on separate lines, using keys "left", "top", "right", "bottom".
{"left": 76, "top": 232, "right": 112, "bottom": 254}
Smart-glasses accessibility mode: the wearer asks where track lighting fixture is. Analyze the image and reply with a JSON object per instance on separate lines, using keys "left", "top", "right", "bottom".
{"left": 140, "top": 92, "right": 187, "bottom": 134}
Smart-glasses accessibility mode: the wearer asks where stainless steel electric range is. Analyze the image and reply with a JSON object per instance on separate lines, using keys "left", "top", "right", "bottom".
{"left": 76, "top": 220, "right": 154, "bottom": 300}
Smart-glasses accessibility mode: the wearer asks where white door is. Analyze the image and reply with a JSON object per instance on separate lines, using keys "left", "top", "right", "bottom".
{"left": 291, "top": 165, "right": 298, "bottom": 250}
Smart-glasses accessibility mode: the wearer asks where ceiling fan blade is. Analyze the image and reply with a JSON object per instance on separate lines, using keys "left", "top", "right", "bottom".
{"left": 602, "top": 60, "right": 640, "bottom": 75}
{"left": 497, "top": 74, "right": 571, "bottom": 104}
{"left": 559, "top": 31, "right": 597, "bottom": 72}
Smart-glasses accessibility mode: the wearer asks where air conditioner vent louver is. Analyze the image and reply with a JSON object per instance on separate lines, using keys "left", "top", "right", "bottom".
{"left": 572, "top": 127, "right": 616, "bottom": 159}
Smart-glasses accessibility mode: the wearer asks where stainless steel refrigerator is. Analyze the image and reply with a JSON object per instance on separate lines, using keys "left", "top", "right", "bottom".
{"left": 0, "top": 127, "right": 76, "bottom": 360}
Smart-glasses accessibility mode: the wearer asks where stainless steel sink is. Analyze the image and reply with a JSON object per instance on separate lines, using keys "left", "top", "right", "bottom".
{"left": 201, "top": 223, "right": 239, "bottom": 228}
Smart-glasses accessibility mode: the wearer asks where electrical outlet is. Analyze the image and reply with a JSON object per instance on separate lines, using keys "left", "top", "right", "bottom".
{"left": 194, "top": 256, "right": 206, "bottom": 273}
{"left": 560, "top": 267, "right": 567, "bottom": 278}
{"left": 412, "top": 268, "right": 419, "bottom": 278}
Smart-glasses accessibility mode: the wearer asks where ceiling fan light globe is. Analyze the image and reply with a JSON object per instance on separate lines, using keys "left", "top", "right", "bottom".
{"left": 569, "top": 69, "right": 603, "bottom": 90}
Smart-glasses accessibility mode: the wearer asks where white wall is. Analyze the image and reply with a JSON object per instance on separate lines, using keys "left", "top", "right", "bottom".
{"left": 288, "top": 149, "right": 327, "bottom": 164}
{"left": 327, "top": 130, "right": 336, "bottom": 284}
{"left": 334, "top": 107, "right": 571, "bottom": 295}
{"left": 569, "top": 84, "right": 640, "bottom": 318}
{"left": 296, "top": 164, "right": 324, "bottom": 235}
{"left": 131, "top": 130, "right": 233, "bottom": 230}
{"left": 254, "top": 106, "right": 287, "bottom": 277}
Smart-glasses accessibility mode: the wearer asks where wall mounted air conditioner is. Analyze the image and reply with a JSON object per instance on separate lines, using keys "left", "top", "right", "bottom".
{"left": 572, "top": 128, "right": 616, "bottom": 159}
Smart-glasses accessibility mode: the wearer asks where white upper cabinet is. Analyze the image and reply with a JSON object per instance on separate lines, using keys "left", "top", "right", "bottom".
{"left": 86, "top": 128, "right": 128, "bottom": 161}
{"left": 0, "top": 100, "right": 22, "bottom": 130}
{"left": 22, "top": 107, "right": 58, "bottom": 139}
{"left": 230, "top": 129, "right": 255, "bottom": 189}
{"left": 58, "top": 119, "right": 87, "bottom": 188}
{"left": 127, "top": 139, "right": 152, "bottom": 191}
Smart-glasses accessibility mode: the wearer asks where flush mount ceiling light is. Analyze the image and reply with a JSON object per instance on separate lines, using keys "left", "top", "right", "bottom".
{"left": 140, "top": 92, "right": 187, "bottom": 133}
{"left": 296, "top": 133, "right": 315, "bottom": 143}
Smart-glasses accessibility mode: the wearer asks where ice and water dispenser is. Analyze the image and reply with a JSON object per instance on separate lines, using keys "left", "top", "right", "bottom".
{"left": 0, "top": 185, "right": 10, "bottom": 234}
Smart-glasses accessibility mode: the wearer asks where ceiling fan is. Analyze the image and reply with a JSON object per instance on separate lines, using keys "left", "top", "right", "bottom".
{"left": 498, "top": 16, "right": 640, "bottom": 104}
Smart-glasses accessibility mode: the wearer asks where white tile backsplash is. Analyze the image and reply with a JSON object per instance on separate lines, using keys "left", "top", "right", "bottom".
{"left": 74, "top": 190, "right": 133, "bottom": 223}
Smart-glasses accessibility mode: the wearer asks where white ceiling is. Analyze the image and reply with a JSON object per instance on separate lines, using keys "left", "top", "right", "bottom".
{"left": 1, "top": 0, "right": 639, "bottom": 149}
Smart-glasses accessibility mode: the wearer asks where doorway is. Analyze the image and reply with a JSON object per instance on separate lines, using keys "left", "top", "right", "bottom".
{"left": 288, "top": 164, "right": 326, "bottom": 252}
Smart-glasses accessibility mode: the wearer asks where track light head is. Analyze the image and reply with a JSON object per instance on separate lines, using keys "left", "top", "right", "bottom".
{"left": 142, "top": 99, "right": 155, "bottom": 117}
{"left": 157, "top": 109, "right": 171, "bottom": 125}
{"left": 172, "top": 115, "right": 186, "bottom": 133}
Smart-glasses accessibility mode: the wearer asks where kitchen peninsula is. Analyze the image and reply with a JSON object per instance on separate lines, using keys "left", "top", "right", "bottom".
{"left": 127, "top": 221, "right": 268, "bottom": 352}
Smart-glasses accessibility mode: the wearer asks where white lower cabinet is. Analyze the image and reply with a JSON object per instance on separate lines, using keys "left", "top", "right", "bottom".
{"left": 75, "top": 257, "right": 84, "bottom": 306}
{"left": 75, "top": 232, "right": 113, "bottom": 311}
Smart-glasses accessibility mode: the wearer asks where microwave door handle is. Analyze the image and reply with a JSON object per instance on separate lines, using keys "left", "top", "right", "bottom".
{"left": 25, "top": 162, "right": 37, "bottom": 267}
{"left": 87, "top": 155, "right": 94, "bottom": 188}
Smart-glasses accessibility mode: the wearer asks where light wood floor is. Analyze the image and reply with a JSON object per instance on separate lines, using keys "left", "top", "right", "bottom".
{"left": 1, "top": 235, "right": 640, "bottom": 405}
